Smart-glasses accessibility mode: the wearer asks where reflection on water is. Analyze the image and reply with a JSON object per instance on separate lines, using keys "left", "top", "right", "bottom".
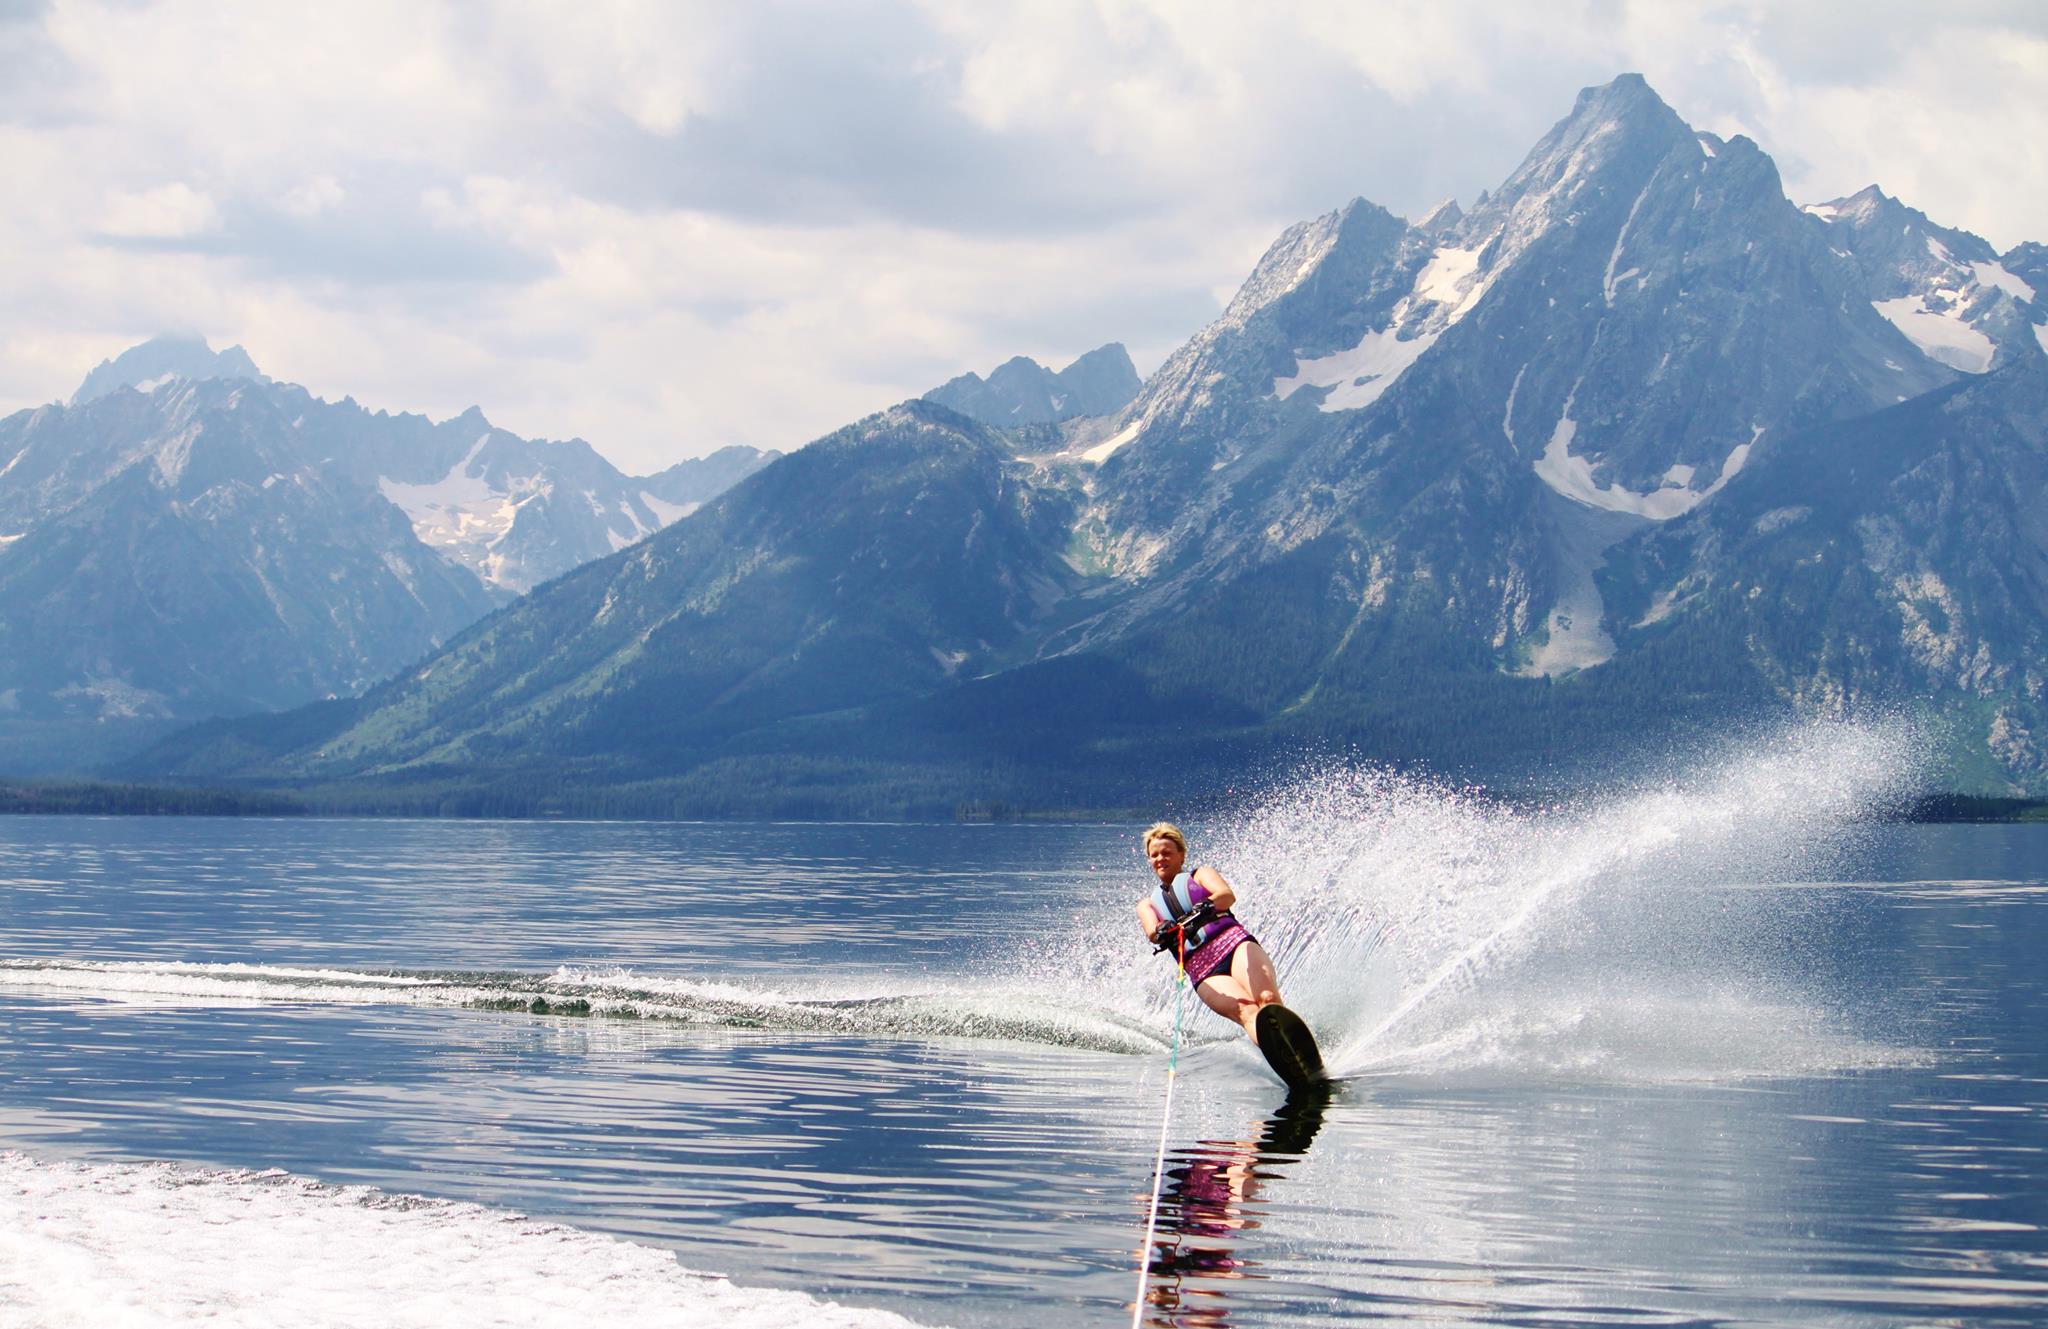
{"left": 1143, "top": 1094, "right": 1329, "bottom": 1328}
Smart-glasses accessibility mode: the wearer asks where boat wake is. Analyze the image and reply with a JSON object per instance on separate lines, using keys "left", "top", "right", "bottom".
{"left": 0, "top": 1151, "right": 930, "bottom": 1329}
{"left": 0, "top": 958, "right": 1168, "bottom": 1056}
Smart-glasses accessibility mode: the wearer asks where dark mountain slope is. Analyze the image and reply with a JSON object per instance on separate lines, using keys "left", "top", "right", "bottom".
{"left": 1603, "top": 356, "right": 2048, "bottom": 788}
{"left": 138, "top": 401, "right": 1093, "bottom": 786}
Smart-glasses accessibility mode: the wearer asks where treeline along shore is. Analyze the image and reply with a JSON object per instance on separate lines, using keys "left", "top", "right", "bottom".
{"left": 1, "top": 777, "right": 2043, "bottom": 824}
{"left": 0, "top": 780, "right": 308, "bottom": 817}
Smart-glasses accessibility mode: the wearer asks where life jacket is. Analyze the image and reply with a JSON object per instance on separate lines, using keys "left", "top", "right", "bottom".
{"left": 1150, "top": 869, "right": 1232, "bottom": 951}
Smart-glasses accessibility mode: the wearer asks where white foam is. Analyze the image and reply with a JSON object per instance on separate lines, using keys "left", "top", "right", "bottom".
{"left": 1187, "top": 720, "right": 1928, "bottom": 1084}
{"left": 0, "top": 1151, "right": 931, "bottom": 1329}
{"left": 0, "top": 959, "right": 458, "bottom": 1008}
{"left": 0, "top": 960, "right": 1166, "bottom": 1055}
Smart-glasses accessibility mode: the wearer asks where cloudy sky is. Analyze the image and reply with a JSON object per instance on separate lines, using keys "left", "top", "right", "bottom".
{"left": 2, "top": 0, "right": 2043, "bottom": 473}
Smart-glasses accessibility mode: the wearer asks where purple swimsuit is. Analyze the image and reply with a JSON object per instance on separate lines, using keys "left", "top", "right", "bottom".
{"left": 1180, "top": 917, "right": 1253, "bottom": 984}
{"left": 1152, "top": 867, "right": 1255, "bottom": 984}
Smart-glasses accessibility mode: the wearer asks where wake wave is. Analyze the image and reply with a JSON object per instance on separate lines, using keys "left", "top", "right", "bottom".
{"left": 1168, "top": 719, "right": 1931, "bottom": 1083}
{"left": 0, "top": 958, "right": 1168, "bottom": 1056}
{"left": 0, "top": 1151, "right": 933, "bottom": 1329}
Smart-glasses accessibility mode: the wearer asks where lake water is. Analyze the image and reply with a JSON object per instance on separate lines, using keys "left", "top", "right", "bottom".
{"left": 2, "top": 726, "right": 2045, "bottom": 1327}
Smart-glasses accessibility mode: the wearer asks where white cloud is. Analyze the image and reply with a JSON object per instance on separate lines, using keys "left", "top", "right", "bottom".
{"left": 280, "top": 175, "right": 345, "bottom": 219}
{"left": 0, "top": 0, "right": 2041, "bottom": 474}
{"left": 98, "top": 182, "right": 221, "bottom": 238}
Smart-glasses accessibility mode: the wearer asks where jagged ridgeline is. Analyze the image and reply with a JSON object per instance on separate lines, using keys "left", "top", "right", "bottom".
{"left": 113, "top": 76, "right": 2048, "bottom": 809}
{"left": 0, "top": 339, "right": 777, "bottom": 772}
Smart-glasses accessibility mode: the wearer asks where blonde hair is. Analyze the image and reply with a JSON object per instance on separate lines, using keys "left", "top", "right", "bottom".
{"left": 1142, "top": 821, "right": 1187, "bottom": 855}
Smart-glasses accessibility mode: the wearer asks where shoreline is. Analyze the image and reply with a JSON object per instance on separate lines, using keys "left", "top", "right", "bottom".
{"left": 2, "top": 778, "right": 2043, "bottom": 824}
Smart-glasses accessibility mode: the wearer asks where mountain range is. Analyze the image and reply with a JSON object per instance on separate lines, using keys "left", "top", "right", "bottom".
{"left": 0, "top": 342, "right": 774, "bottom": 769}
{"left": 38, "top": 74, "right": 2048, "bottom": 810}
{"left": 923, "top": 344, "right": 1141, "bottom": 427}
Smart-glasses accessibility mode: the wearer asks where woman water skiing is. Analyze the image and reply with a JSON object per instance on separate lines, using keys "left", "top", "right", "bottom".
{"left": 1134, "top": 823, "right": 1321, "bottom": 1088}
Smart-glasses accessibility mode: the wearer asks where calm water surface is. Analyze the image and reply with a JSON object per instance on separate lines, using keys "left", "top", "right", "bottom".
{"left": 0, "top": 803, "right": 2043, "bottom": 1327}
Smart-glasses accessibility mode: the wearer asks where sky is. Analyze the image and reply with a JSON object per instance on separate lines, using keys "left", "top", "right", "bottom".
{"left": 2, "top": 0, "right": 2043, "bottom": 474}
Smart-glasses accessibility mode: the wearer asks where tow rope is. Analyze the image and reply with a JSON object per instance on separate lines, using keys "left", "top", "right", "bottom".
{"left": 1131, "top": 933, "right": 1190, "bottom": 1327}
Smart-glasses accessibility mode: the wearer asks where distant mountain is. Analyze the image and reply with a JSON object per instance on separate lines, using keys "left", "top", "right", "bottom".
{"left": 1807, "top": 186, "right": 2043, "bottom": 374}
{"left": 642, "top": 444, "right": 782, "bottom": 513}
{"left": 71, "top": 334, "right": 268, "bottom": 405}
{"left": 0, "top": 379, "right": 496, "bottom": 769}
{"left": 923, "top": 343, "right": 1141, "bottom": 427}
{"left": 346, "top": 409, "right": 767, "bottom": 597}
{"left": 127, "top": 75, "right": 2048, "bottom": 807}
{"left": 136, "top": 402, "right": 1089, "bottom": 794}
{"left": 0, "top": 346, "right": 773, "bottom": 771}
{"left": 1074, "top": 73, "right": 1953, "bottom": 681}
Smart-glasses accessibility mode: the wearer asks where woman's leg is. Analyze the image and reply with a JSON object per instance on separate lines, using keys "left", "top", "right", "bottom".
{"left": 1196, "top": 942, "right": 1283, "bottom": 1039}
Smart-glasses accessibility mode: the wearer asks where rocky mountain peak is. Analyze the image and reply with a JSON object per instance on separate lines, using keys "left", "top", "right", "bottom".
{"left": 1810, "top": 182, "right": 2037, "bottom": 372}
{"left": 1488, "top": 73, "right": 1691, "bottom": 207}
{"left": 71, "top": 335, "right": 268, "bottom": 406}
{"left": 1416, "top": 198, "right": 1464, "bottom": 234}
{"left": 922, "top": 342, "right": 1141, "bottom": 427}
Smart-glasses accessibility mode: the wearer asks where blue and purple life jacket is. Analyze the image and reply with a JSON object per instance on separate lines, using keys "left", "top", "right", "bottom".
{"left": 1150, "top": 869, "right": 1235, "bottom": 950}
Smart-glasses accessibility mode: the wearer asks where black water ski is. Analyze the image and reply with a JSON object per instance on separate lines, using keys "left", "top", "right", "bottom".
{"left": 1254, "top": 1004, "right": 1325, "bottom": 1091}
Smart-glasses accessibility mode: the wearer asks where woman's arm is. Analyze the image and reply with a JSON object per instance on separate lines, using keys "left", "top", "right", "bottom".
{"left": 1136, "top": 899, "right": 1164, "bottom": 941}
{"left": 1191, "top": 865, "right": 1237, "bottom": 913}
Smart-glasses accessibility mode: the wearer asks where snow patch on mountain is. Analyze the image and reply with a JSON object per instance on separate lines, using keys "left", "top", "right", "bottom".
{"left": 1971, "top": 261, "right": 2036, "bottom": 302}
{"left": 640, "top": 491, "right": 698, "bottom": 526}
{"left": 1081, "top": 420, "right": 1140, "bottom": 464}
{"left": 1274, "top": 327, "right": 1439, "bottom": 412}
{"left": 1534, "top": 407, "right": 1751, "bottom": 521}
{"left": 1271, "top": 241, "right": 1492, "bottom": 413}
{"left": 1515, "top": 497, "right": 1647, "bottom": 677}
{"left": 1414, "top": 245, "right": 1488, "bottom": 316}
{"left": 1603, "top": 169, "right": 1661, "bottom": 305}
{"left": 1810, "top": 186, "right": 2029, "bottom": 373}
{"left": 378, "top": 437, "right": 528, "bottom": 582}
{"left": 1872, "top": 296, "right": 1997, "bottom": 373}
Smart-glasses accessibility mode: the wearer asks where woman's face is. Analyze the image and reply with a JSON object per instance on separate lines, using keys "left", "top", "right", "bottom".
{"left": 1146, "top": 835, "right": 1186, "bottom": 884}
